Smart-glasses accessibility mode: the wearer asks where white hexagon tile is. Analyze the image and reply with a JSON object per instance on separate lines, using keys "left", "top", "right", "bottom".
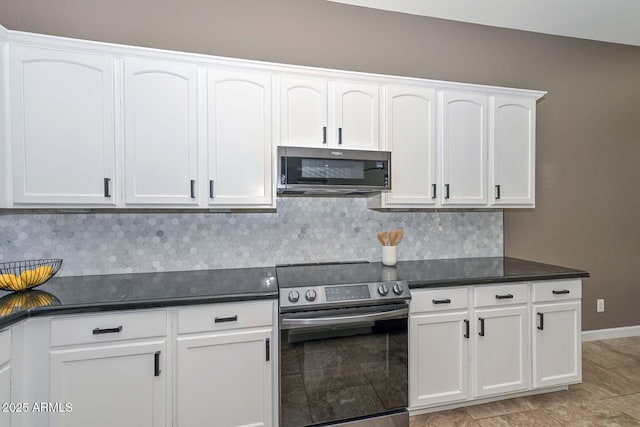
{"left": 0, "top": 198, "right": 503, "bottom": 276}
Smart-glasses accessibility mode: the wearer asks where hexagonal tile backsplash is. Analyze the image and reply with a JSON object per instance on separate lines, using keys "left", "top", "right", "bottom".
{"left": 0, "top": 198, "right": 503, "bottom": 277}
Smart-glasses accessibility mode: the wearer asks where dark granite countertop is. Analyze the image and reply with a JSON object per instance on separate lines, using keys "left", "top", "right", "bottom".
{"left": 0, "top": 257, "right": 588, "bottom": 330}
{"left": 0, "top": 266, "right": 277, "bottom": 330}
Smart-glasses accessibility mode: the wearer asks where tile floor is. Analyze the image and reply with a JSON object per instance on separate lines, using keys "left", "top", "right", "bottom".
{"left": 410, "top": 336, "right": 640, "bottom": 427}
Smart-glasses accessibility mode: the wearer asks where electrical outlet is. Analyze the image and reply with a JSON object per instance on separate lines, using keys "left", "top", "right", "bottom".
{"left": 597, "top": 299, "right": 605, "bottom": 313}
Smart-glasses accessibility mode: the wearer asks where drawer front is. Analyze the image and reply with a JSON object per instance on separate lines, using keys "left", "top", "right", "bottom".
{"left": 0, "top": 329, "right": 10, "bottom": 365}
{"left": 177, "top": 300, "right": 273, "bottom": 335}
{"left": 474, "top": 283, "right": 529, "bottom": 307}
{"left": 51, "top": 309, "right": 167, "bottom": 347}
{"left": 410, "top": 287, "right": 468, "bottom": 313}
{"left": 532, "top": 279, "right": 582, "bottom": 303}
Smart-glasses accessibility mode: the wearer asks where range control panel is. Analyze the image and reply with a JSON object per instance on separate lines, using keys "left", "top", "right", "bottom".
{"left": 279, "top": 281, "right": 410, "bottom": 310}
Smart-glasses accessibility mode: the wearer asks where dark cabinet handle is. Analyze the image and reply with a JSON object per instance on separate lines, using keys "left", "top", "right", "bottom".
{"left": 444, "top": 184, "right": 450, "bottom": 199}
{"left": 552, "top": 289, "right": 570, "bottom": 295}
{"left": 495, "top": 294, "right": 514, "bottom": 300}
{"left": 154, "top": 351, "right": 161, "bottom": 377}
{"left": 432, "top": 298, "right": 451, "bottom": 305}
{"left": 537, "top": 312, "right": 544, "bottom": 330}
{"left": 265, "top": 338, "right": 270, "bottom": 362}
{"left": 464, "top": 319, "right": 470, "bottom": 339}
{"left": 190, "top": 180, "right": 196, "bottom": 199}
{"left": 92, "top": 326, "right": 123, "bottom": 335}
{"left": 431, "top": 183, "right": 437, "bottom": 199}
{"left": 495, "top": 184, "right": 501, "bottom": 200}
{"left": 103, "top": 178, "right": 111, "bottom": 198}
{"left": 338, "top": 127, "right": 343, "bottom": 145}
{"left": 214, "top": 315, "right": 238, "bottom": 323}
{"left": 479, "top": 317, "right": 485, "bottom": 337}
{"left": 209, "top": 180, "right": 214, "bottom": 199}
{"left": 322, "top": 126, "right": 327, "bottom": 144}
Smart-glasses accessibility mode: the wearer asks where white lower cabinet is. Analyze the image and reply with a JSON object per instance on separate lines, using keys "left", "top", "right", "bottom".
{"left": 175, "top": 301, "right": 273, "bottom": 427}
{"left": 0, "top": 329, "right": 11, "bottom": 427}
{"left": 410, "top": 280, "right": 581, "bottom": 412}
{"left": 49, "top": 341, "right": 167, "bottom": 427}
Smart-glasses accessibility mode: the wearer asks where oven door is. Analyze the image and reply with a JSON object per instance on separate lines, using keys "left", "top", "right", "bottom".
{"left": 279, "top": 304, "right": 408, "bottom": 427}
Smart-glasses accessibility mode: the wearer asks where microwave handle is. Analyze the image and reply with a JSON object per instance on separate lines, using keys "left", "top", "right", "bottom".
{"left": 281, "top": 307, "right": 407, "bottom": 329}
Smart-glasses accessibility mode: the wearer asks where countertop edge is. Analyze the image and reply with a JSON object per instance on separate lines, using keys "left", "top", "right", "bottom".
{"left": 408, "top": 271, "right": 590, "bottom": 289}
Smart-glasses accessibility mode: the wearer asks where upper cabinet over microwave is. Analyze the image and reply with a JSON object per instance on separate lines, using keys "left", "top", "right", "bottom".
{"left": 279, "top": 77, "right": 380, "bottom": 151}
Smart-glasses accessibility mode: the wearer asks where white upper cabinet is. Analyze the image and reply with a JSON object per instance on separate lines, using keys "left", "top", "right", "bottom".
{"left": 334, "top": 81, "right": 380, "bottom": 150}
{"left": 124, "top": 57, "right": 199, "bottom": 206}
{"left": 279, "top": 77, "right": 380, "bottom": 150}
{"left": 9, "top": 45, "right": 116, "bottom": 206}
{"left": 440, "top": 91, "right": 488, "bottom": 206}
{"left": 490, "top": 96, "right": 536, "bottom": 206}
{"left": 279, "top": 76, "right": 328, "bottom": 148}
{"left": 207, "top": 69, "right": 273, "bottom": 207}
{"left": 371, "top": 85, "right": 436, "bottom": 208}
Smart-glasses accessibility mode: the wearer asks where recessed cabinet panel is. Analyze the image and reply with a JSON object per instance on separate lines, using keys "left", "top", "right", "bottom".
{"left": 490, "top": 97, "right": 535, "bottom": 206}
{"left": 334, "top": 82, "right": 379, "bottom": 150}
{"left": 280, "top": 76, "right": 328, "bottom": 148}
{"left": 441, "top": 91, "right": 488, "bottom": 205}
{"left": 124, "top": 58, "right": 198, "bottom": 205}
{"left": 207, "top": 69, "right": 273, "bottom": 207}
{"left": 10, "top": 45, "right": 116, "bottom": 205}
{"left": 382, "top": 85, "right": 436, "bottom": 206}
{"left": 0, "top": 364, "right": 9, "bottom": 427}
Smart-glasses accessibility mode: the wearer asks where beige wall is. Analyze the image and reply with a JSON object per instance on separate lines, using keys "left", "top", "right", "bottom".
{"left": 1, "top": 0, "right": 639, "bottom": 331}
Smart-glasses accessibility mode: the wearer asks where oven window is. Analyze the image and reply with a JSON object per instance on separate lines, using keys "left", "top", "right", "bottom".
{"left": 280, "top": 317, "right": 407, "bottom": 427}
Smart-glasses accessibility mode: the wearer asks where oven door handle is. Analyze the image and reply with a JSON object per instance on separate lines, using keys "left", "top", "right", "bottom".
{"left": 281, "top": 307, "right": 408, "bottom": 328}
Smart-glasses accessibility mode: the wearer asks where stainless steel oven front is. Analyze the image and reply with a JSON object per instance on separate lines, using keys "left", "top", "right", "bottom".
{"left": 279, "top": 303, "right": 409, "bottom": 427}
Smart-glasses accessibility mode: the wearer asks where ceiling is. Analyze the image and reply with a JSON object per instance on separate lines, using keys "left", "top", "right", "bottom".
{"left": 328, "top": 0, "right": 640, "bottom": 46}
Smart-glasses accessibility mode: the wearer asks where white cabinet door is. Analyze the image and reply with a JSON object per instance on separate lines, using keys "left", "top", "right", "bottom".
{"left": 0, "top": 364, "right": 9, "bottom": 427}
{"left": 124, "top": 58, "right": 199, "bottom": 205}
{"left": 334, "top": 81, "right": 379, "bottom": 150}
{"left": 9, "top": 45, "right": 116, "bottom": 205}
{"left": 490, "top": 97, "right": 535, "bottom": 206}
{"left": 382, "top": 85, "right": 436, "bottom": 207}
{"left": 49, "top": 341, "right": 166, "bottom": 427}
{"left": 473, "top": 306, "right": 528, "bottom": 398}
{"left": 280, "top": 76, "right": 328, "bottom": 148}
{"left": 440, "top": 91, "right": 488, "bottom": 206}
{"left": 207, "top": 69, "right": 273, "bottom": 207}
{"left": 410, "top": 311, "right": 469, "bottom": 408}
{"left": 176, "top": 328, "right": 272, "bottom": 427}
{"left": 532, "top": 301, "right": 581, "bottom": 388}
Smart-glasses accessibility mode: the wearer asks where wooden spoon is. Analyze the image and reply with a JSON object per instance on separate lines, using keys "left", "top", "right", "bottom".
{"left": 377, "top": 231, "right": 386, "bottom": 246}
{"left": 395, "top": 229, "right": 404, "bottom": 245}
{"left": 389, "top": 230, "right": 397, "bottom": 247}
{"left": 382, "top": 231, "right": 390, "bottom": 246}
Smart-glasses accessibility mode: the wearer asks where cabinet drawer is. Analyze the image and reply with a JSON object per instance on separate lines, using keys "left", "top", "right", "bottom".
{"left": 410, "top": 287, "right": 468, "bottom": 313}
{"left": 177, "top": 300, "right": 273, "bottom": 335}
{"left": 51, "top": 310, "right": 167, "bottom": 347}
{"left": 532, "top": 279, "right": 582, "bottom": 303}
{"left": 474, "top": 283, "right": 528, "bottom": 307}
{"left": 0, "top": 329, "right": 10, "bottom": 365}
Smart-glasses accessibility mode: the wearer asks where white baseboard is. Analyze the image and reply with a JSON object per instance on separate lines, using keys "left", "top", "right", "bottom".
{"left": 582, "top": 325, "right": 640, "bottom": 342}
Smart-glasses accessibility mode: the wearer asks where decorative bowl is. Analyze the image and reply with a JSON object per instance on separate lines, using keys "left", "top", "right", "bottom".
{"left": 0, "top": 259, "right": 63, "bottom": 292}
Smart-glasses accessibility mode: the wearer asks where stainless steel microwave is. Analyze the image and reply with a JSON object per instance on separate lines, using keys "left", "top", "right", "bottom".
{"left": 277, "top": 146, "right": 391, "bottom": 195}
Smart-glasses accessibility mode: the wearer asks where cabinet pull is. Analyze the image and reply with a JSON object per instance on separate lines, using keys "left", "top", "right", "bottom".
{"left": 154, "top": 351, "right": 161, "bottom": 377}
{"left": 190, "top": 180, "right": 196, "bottom": 199}
{"left": 214, "top": 315, "right": 238, "bottom": 323}
{"left": 537, "top": 312, "right": 544, "bottom": 330}
{"left": 552, "top": 289, "right": 570, "bottom": 295}
{"left": 479, "top": 317, "right": 485, "bottom": 337}
{"left": 431, "top": 183, "right": 437, "bottom": 199}
{"left": 338, "top": 127, "right": 343, "bottom": 145}
{"left": 432, "top": 298, "right": 451, "bottom": 305}
{"left": 92, "top": 326, "right": 123, "bottom": 335}
{"left": 464, "top": 319, "right": 470, "bottom": 339}
{"left": 495, "top": 294, "right": 514, "bottom": 300}
{"left": 322, "top": 126, "right": 327, "bottom": 144}
{"left": 103, "top": 178, "right": 111, "bottom": 198}
{"left": 265, "top": 338, "right": 270, "bottom": 362}
{"left": 444, "top": 184, "right": 450, "bottom": 199}
{"left": 495, "top": 184, "right": 501, "bottom": 200}
{"left": 209, "top": 180, "right": 215, "bottom": 199}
